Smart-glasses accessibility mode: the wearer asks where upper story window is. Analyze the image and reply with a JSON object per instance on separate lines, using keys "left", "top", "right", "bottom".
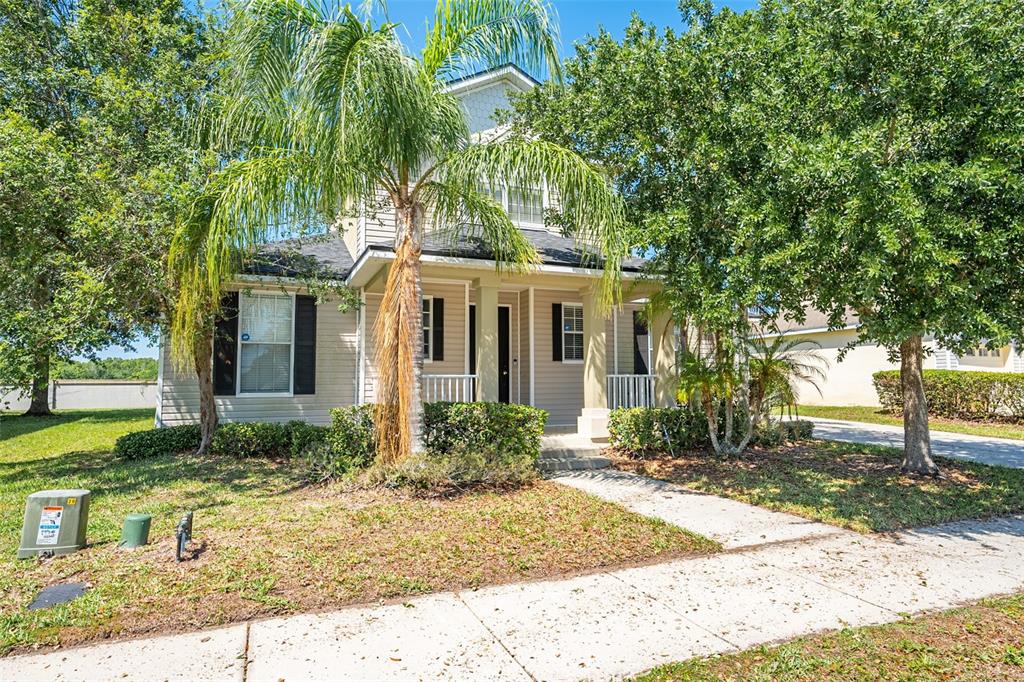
{"left": 238, "top": 292, "right": 294, "bottom": 394}
{"left": 507, "top": 186, "right": 544, "bottom": 226}
{"left": 478, "top": 182, "right": 545, "bottom": 228}
{"left": 562, "top": 303, "right": 584, "bottom": 361}
{"left": 965, "top": 346, "right": 998, "bottom": 357}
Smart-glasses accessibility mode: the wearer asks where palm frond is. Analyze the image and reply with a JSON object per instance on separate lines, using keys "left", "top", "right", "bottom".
{"left": 433, "top": 138, "right": 629, "bottom": 307}
{"left": 422, "top": 0, "right": 561, "bottom": 82}
{"left": 418, "top": 180, "right": 539, "bottom": 272}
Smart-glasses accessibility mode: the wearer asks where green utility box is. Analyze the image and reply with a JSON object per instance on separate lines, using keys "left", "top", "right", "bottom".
{"left": 18, "top": 489, "right": 91, "bottom": 559}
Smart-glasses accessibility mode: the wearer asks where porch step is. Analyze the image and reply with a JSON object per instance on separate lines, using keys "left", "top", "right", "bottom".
{"left": 538, "top": 432, "right": 611, "bottom": 473}
{"left": 537, "top": 454, "right": 612, "bottom": 474}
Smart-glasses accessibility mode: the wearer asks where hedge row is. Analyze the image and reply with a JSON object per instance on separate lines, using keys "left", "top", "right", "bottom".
{"left": 873, "top": 370, "right": 1024, "bottom": 421}
{"left": 113, "top": 402, "right": 549, "bottom": 487}
{"left": 607, "top": 407, "right": 814, "bottom": 457}
{"left": 114, "top": 420, "right": 328, "bottom": 461}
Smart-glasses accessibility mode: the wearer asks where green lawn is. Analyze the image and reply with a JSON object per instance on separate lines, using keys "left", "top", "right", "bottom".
{"left": 612, "top": 440, "right": 1024, "bottom": 533}
{"left": 636, "top": 593, "right": 1024, "bottom": 681}
{"left": 797, "top": 404, "right": 1024, "bottom": 441}
{"left": 0, "top": 409, "right": 717, "bottom": 655}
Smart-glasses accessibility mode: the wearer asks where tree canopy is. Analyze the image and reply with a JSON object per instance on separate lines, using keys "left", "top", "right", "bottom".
{"left": 514, "top": 0, "right": 1024, "bottom": 471}
{"left": 0, "top": 0, "right": 218, "bottom": 412}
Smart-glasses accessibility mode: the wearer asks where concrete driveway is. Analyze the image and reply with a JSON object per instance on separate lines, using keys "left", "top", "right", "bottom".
{"left": 800, "top": 416, "right": 1024, "bottom": 469}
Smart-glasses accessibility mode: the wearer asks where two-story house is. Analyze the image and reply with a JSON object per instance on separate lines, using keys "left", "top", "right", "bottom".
{"left": 155, "top": 64, "right": 676, "bottom": 439}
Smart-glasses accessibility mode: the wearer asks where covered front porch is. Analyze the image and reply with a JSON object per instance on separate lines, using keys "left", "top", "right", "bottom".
{"left": 351, "top": 255, "right": 677, "bottom": 438}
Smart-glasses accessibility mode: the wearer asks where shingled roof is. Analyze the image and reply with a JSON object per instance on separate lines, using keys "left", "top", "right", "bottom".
{"left": 248, "top": 228, "right": 647, "bottom": 281}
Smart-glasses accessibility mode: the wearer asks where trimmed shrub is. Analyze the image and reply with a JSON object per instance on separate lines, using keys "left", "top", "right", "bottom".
{"left": 874, "top": 370, "right": 1024, "bottom": 421}
{"left": 211, "top": 421, "right": 291, "bottom": 458}
{"left": 783, "top": 419, "right": 815, "bottom": 441}
{"left": 608, "top": 407, "right": 710, "bottom": 457}
{"left": 309, "top": 402, "right": 548, "bottom": 486}
{"left": 609, "top": 407, "right": 814, "bottom": 456}
{"left": 302, "top": 406, "right": 376, "bottom": 482}
{"left": 287, "top": 420, "right": 329, "bottom": 459}
{"left": 114, "top": 425, "right": 201, "bottom": 460}
{"left": 421, "top": 402, "right": 548, "bottom": 486}
{"left": 751, "top": 419, "right": 815, "bottom": 447}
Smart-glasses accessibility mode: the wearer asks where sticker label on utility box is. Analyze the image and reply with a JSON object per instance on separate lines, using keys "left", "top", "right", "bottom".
{"left": 36, "top": 506, "right": 63, "bottom": 545}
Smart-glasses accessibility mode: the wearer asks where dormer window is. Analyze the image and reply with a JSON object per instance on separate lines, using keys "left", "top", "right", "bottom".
{"left": 478, "top": 182, "right": 545, "bottom": 228}
{"left": 508, "top": 186, "right": 544, "bottom": 226}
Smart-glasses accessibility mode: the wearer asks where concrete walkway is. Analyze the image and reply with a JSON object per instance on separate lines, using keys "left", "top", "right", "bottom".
{"left": 5, "top": 473, "right": 1024, "bottom": 681}
{"left": 800, "top": 416, "right": 1024, "bottom": 468}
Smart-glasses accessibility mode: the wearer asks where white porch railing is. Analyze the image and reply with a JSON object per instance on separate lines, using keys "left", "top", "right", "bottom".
{"left": 422, "top": 374, "right": 477, "bottom": 402}
{"left": 607, "top": 374, "right": 656, "bottom": 409}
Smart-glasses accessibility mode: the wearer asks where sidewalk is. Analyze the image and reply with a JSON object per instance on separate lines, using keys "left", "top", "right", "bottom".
{"left": 796, "top": 416, "right": 1024, "bottom": 469}
{"left": 5, "top": 471, "right": 1023, "bottom": 681}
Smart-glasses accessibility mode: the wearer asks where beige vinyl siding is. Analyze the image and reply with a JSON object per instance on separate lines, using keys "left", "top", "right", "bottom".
{"left": 362, "top": 283, "right": 470, "bottom": 403}
{"left": 532, "top": 288, "right": 584, "bottom": 425}
{"left": 160, "top": 295, "right": 358, "bottom": 426}
{"left": 361, "top": 293, "right": 381, "bottom": 402}
{"left": 519, "top": 290, "right": 531, "bottom": 405}
{"left": 424, "top": 282, "right": 470, "bottom": 377}
{"left": 363, "top": 189, "right": 398, "bottom": 246}
{"left": 610, "top": 303, "right": 649, "bottom": 374}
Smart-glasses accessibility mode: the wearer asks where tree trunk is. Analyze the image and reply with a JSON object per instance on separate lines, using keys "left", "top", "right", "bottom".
{"left": 900, "top": 334, "right": 939, "bottom": 476}
{"left": 24, "top": 352, "right": 52, "bottom": 416}
{"left": 194, "top": 329, "right": 217, "bottom": 455}
{"left": 373, "top": 201, "right": 425, "bottom": 465}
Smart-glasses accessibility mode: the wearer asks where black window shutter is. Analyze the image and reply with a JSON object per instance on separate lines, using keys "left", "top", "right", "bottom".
{"left": 293, "top": 295, "right": 317, "bottom": 394}
{"left": 468, "top": 305, "right": 476, "bottom": 374}
{"left": 213, "top": 292, "right": 239, "bottom": 396}
{"left": 633, "top": 310, "right": 649, "bottom": 374}
{"left": 432, "top": 298, "right": 444, "bottom": 361}
{"left": 551, "top": 303, "right": 562, "bottom": 361}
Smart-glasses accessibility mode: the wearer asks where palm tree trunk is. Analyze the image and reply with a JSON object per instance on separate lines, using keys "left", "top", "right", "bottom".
{"left": 373, "top": 202, "right": 426, "bottom": 465}
{"left": 194, "top": 328, "right": 217, "bottom": 455}
{"left": 900, "top": 334, "right": 939, "bottom": 476}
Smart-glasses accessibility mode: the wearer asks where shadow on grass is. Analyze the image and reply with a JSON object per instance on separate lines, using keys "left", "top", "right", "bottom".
{"left": 613, "top": 440, "right": 1024, "bottom": 532}
{"left": 0, "top": 408, "right": 155, "bottom": 440}
{"left": 0, "top": 448, "right": 310, "bottom": 507}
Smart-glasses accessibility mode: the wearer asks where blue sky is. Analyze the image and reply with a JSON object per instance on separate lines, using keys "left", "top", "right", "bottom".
{"left": 101, "top": 0, "right": 758, "bottom": 360}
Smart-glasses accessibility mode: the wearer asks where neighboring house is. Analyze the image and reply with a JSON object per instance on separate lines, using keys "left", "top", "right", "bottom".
{"left": 155, "top": 65, "right": 674, "bottom": 438}
{"left": 761, "top": 308, "right": 1024, "bottom": 406}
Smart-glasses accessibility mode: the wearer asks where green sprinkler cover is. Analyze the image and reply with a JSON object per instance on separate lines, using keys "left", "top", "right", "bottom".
{"left": 119, "top": 513, "right": 152, "bottom": 548}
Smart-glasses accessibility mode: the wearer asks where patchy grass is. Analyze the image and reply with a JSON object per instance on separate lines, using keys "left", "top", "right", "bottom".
{"left": 635, "top": 593, "right": 1024, "bottom": 681}
{"left": 797, "top": 405, "right": 1024, "bottom": 441}
{"left": 612, "top": 440, "right": 1024, "bottom": 533}
{"left": 0, "top": 409, "right": 717, "bottom": 654}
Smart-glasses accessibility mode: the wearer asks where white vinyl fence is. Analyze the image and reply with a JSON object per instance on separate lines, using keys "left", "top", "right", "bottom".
{"left": 1, "top": 380, "right": 157, "bottom": 412}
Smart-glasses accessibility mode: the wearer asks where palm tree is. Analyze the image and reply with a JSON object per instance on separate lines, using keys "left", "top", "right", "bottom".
{"left": 748, "top": 334, "right": 829, "bottom": 421}
{"left": 168, "top": 0, "right": 627, "bottom": 464}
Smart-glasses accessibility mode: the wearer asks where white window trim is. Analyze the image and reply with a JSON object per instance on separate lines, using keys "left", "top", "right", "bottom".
{"left": 235, "top": 289, "right": 296, "bottom": 397}
{"left": 422, "top": 295, "right": 433, "bottom": 364}
{"left": 561, "top": 302, "right": 584, "bottom": 364}
{"left": 481, "top": 181, "right": 547, "bottom": 230}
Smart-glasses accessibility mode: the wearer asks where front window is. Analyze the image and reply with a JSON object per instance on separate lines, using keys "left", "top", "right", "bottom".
{"left": 422, "top": 297, "right": 432, "bottom": 359}
{"left": 239, "top": 292, "right": 293, "bottom": 393}
{"left": 562, "top": 304, "right": 584, "bottom": 361}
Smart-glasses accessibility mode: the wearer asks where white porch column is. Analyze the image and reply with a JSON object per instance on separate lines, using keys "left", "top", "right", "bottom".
{"left": 577, "top": 287, "right": 610, "bottom": 439}
{"left": 474, "top": 279, "right": 499, "bottom": 402}
{"left": 651, "top": 310, "right": 676, "bottom": 407}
